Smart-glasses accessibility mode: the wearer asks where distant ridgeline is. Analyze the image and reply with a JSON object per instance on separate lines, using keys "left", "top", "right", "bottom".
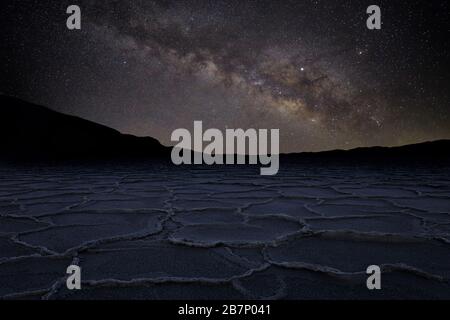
{"left": 0, "top": 95, "right": 170, "bottom": 160}
{"left": 0, "top": 95, "right": 449, "bottom": 165}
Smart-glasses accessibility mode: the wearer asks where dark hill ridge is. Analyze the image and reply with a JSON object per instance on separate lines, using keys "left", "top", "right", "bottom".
{"left": 0, "top": 95, "right": 170, "bottom": 160}
{"left": 0, "top": 95, "right": 449, "bottom": 162}
{"left": 285, "top": 139, "right": 450, "bottom": 162}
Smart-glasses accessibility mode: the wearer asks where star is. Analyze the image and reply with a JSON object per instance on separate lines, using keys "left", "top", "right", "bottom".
{"left": 3, "top": 1, "right": 449, "bottom": 152}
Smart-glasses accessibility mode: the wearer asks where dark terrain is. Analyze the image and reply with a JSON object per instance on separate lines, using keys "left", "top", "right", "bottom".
{"left": 1, "top": 95, "right": 450, "bottom": 163}
{"left": 0, "top": 95, "right": 170, "bottom": 160}
{"left": 0, "top": 96, "right": 449, "bottom": 300}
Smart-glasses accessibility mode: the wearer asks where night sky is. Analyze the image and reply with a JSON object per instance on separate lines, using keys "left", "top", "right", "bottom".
{"left": 2, "top": 0, "right": 449, "bottom": 152}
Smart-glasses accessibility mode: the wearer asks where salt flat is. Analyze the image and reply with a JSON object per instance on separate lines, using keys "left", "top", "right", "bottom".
{"left": 0, "top": 163, "right": 449, "bottom": 299}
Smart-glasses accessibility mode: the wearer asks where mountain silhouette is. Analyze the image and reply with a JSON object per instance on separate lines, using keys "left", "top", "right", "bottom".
{"left": 1, "top": 95, "right": 449, "bottom": 163}
{"left": 284, "top": 139, "right": 450, "bottom": 163}
{"left": 0, "top": 95, "right": 170, "bottom": 160}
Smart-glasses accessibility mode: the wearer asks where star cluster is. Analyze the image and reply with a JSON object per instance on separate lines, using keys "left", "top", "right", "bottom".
{"left": 2, "top": 0, "right": 449, "bottom": 152}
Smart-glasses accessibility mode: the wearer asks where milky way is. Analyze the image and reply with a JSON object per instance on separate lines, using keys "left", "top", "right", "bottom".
{"left": 2, "top": 0, "right": 450, "bottom": 152}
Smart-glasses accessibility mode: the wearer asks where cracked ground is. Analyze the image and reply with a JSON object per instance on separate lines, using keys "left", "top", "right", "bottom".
{"left": 0, "top": 163, "right": 450, "bottom": 299}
